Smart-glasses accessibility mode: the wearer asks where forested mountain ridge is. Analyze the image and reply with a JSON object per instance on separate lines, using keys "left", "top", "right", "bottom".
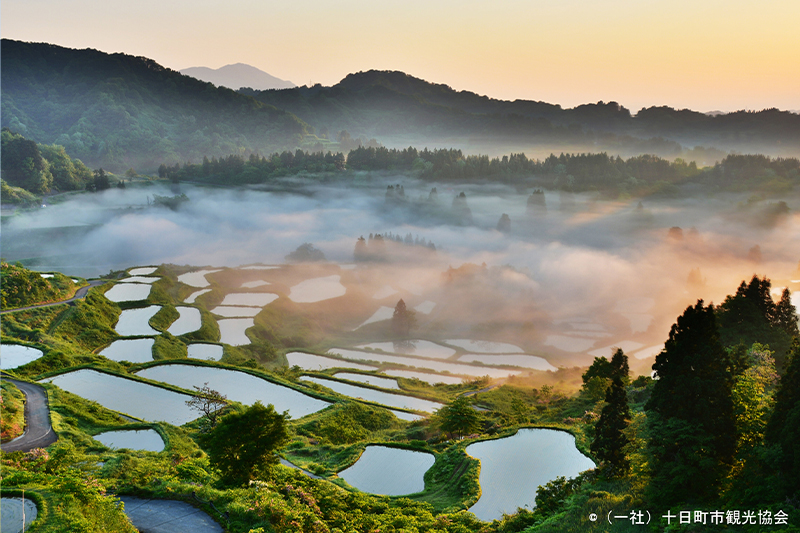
{"left": 0, "top": 40, "right": 310, "bottom": 171}
{"left": 180, "top": 63, "right": 296, "bottom": 90}
{"left": 245, "top": 70, "right": 800, "bottom": 158}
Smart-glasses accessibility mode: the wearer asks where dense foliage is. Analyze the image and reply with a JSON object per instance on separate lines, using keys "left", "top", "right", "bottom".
{"left": 1, "top": 128, "right": 92, "bottom": 194}
{"left": 1, "top": 39, "right": 309, "bottom": 170}
{"left": 0, "top": 261, "right": 76, "bottom": 309}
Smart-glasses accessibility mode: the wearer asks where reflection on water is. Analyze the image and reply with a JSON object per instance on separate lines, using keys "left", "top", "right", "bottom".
{"left": 339, "top": 446, "right": 434, "bottom": 495}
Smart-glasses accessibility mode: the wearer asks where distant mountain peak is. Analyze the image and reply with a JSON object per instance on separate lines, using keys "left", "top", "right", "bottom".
{"left": 180, "top": 63, "right": 295, "bottom": 91}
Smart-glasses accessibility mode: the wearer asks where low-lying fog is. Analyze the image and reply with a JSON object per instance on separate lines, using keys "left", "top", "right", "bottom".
{"left": 4, "top": 176, "right": 798, "bottom": 373}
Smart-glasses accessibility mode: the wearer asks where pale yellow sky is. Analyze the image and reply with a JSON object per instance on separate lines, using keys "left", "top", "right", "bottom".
{"left": 2, "top": 0, "right": 798, "bottom": 112}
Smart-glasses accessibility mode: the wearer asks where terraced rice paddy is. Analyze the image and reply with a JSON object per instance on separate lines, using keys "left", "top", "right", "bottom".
{"left": 210, "top": 306, "right": 262, "bottom": 317}
{"left": 413, "top": 301, "right": 436, "bottom": 314}
{"left": 115, "top": 306, "right": 161, "bottom": 336}
{"left": 299, "top": 376, "right": 443, "bottom": 412}
{"left": 1, "top": 498, "right": 38, "bottom": 533}
{"left": 136, "top": 364, "right": 331, "bottom": 418}
{"left": 241, "top": 280, "right": 271, "bottom": 288}
{"left": 356, "top": 341, "right": 455, "bottom": 359}
{"left": 167, "top": 307, "right": 202, "bottom": 335}
{"left": 120, "top": 276, "right": 159, "bottom": 284}
{"left": 184, "top": 288, "right": 211, "bottom": 303}
{"left": 285, "top": 352, "right": 378, "bottom": 371}
{"left": 328, "top": 349, "right": 522, "bottom": 379}
{"left": 128, "top": 267, "right": 158, "bottom": 275}
{"left": 338, "top": 446, "right": 434, "bottom": 496}
{"left": 458, "top": 354, "right": 556, "bottom": 371}
{"left": 93, "top": 429, "right": 164, "bottom": 451}
{"left": 217, "top": 318, "right": 253, "bottom": 346}
{"left": 542, "top": 335, "right": 596, "bottom": 353}
{"left": 466, "top": 429, "right": 595, "bottom": 521}
{"left": 445, "top": 339, "right": 524, "bottom": 353}
{"left": 1, "top": 344, "right": 45, "bottom": 370}
{"left": 104, "top": 283, "right": 152, "bottom": 302}
{"left": 41, "top": 369, "right": 198, "bottom": 425}
{"left": 177, "top": 269, "right": 220, "bottom": 288}
{"left": 355, "top": 306, "right": 394, "bottom": 328}
{"left": 100, "top": 338, "right": 154, "bottom": 363}
{"left": 219, "top": 293, "right": 278, "bottom": 307}
{"left": 288, "top": 275, "right": 346, "bottom": 303}
{"left": 381, "top": 369, "right": 464, "bottom": 385}
{"left": 333, "top": 372, "right": 400, "bottom": 389}
{"left": 187, "top": 344, "right": 224, "bottom": 361}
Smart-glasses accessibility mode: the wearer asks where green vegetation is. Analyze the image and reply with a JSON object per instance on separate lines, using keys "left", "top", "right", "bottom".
{"left": 1, "top": 39, "right": 309, "bottom": 171}
{"left": 1, "top": 261, "right": 77, "bottom": 310}
{"left": 1, "top": 381, "right": 26, "bottom": 441}
{"left": 199, "top": 402, "right": 290, "bottom": 486}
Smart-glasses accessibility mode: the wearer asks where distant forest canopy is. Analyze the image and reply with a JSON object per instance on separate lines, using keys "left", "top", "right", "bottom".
{"left": 159, "top": 146, "right": 800, "bottom": 197}
{"left": 4, "top": 41, "right": 799, "bottom": 176}
{"left": 243, "top": 70, "right": 800, "bottom": 159}
{"left": 0, "top": 39, "right": 309, "bottom": 171}
{"left": 1, "top": 127, "right": 92, "bottom": 196}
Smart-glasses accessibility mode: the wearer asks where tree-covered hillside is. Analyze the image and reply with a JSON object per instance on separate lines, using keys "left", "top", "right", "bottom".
{"left": 0, "top": 40, "right": 310, "bottom": 171}
{"left": 245, "top": 70, "right": 800, "bottom": 158}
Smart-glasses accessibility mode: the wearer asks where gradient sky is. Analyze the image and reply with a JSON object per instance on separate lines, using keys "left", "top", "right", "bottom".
{"left": 2, "top": 0, "right": 798, "bottom": 112}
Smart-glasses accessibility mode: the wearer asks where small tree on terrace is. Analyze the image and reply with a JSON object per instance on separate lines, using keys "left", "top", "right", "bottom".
{"left": 392, "top": 298, "right": 417, "bottom": 337}
{"left": 186, "top": 382, "right": 229, "bottom": 430}
{"left": 436, "top": 396, "right": 481, "bottom": 440}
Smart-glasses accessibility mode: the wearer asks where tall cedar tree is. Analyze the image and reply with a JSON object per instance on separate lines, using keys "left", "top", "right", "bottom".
{"left": 765, "top": 339, "right": 800, "bottom": 500}
{"left": 646, "top": 300, "right": 736, "bottom": 506}
{"left": 392, "top": 299, "right": 416, "bottom": 336}
{"left": 773, "top": 287, "right": 799, "bottom": 338}
{"left": 591, "top": 375, "right": 631, "bottom": 477}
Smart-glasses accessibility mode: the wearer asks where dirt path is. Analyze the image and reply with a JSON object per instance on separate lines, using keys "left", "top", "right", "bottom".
{"left": 0, "top": 280, "right": 105, "bottom": 315}
{"left": 0, "top": 376, "right": 58, "bottom": 452}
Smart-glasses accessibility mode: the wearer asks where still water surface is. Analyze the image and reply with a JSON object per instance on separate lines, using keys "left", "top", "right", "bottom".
{"left": 338, "top": 446, "right": 434, "bottom": 496}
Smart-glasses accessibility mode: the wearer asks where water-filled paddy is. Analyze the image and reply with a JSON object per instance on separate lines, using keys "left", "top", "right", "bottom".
{"left": 466, "top": 429, "right": 595, "bottom": 521}
{"left": 94, "top": 429, "right": 164, "bottom": 451}
{"left": 100, "top": 338, "right": 154, "bottom": 363}
{"left": 241, "top": 280, "right": 271, "bottom": 288}
{"left": 219, "top": 293, "right": 279, "bottom": 307}
{"left": 285, "top": 352, "right": 378, "bottom": 371}
{"left": 210, "top": 306, "right": 262, "bottom": 317}
{"left": 356, "top": 341, "right": 455, "bottom": 359}
{"left": 288, "top": 275, "right": 346, "bottom": 303}
{"left": 115, "top": 306, "right": 161, "bottom": 336}
{"left": 299, "top": 376, "right": 443, "bottom": 412}
{"left": 177, "top": 269, "right": 221, "bottom": 288}
{"left": 355, "top": 306, "right": 394, "bottom": 328}
{"left": 459, "top": 354, "right": 556, "bottom": 371}
{"left": 372, "top": 285, "right": 398, "bottom": 299}
{"left": 588, "top": 341, "right": 644, "bottom": 358}
{"left": 41, "top": 369, "right": 198, "bottom": 425}
{"left": 217, "top": 318, "right": 253, "bottom": 345}
{"left": 1, "top": 344, "right": 45, "bottom": 369}
{"left": 40, "top": 273, "right": 54, "bottom": 278}
{"left": 104, "top": 283, "right": 152, "bottom": 302}
{"left": 333, "top": 372, "right": 399, "bottom": 389}
{"left": 389, "top": 410, "right": 425, "bottom": 421}
{"left": 167, "top": 306, "right": 202, "bottom": 335}
{"left": 187, "top": 344, "right": 224, "bottom": 361}
{"left": 241, "top": 265, "right": 280, "bottom": 270}
{"left": 413, "top": 300, "right": 436, "bottom": 314}
{"left": 120, "top": 276, "right": 159, "bottom": 284}
{"left": 543, "top": 335, "right": 596, "bottom": 353}
{"left": 381, "top": 369, "right": 464, "bottom": 385}
{"left": 445, "top": 339, "right": 524, "bottom": 353}
{"left": 184, "top": 288, "right": 211, "bottom": 303}
{"left": 128, "top": 267, "right": 158, "bottom": 276}
{"left": 328, "top": 349, "right": 522, "bottom": 379}
{"left": 1, "top": 497, "right": 38, "bottom": 533}
{"left": 338, "top": 446, "right": 434, "bottom": 496}
{"left": 136, "top": 364, "right": 330, "bottom": 418}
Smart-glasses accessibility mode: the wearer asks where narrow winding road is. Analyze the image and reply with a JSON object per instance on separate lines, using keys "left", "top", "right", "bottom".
{"left": 0, "top": 375, "right": 58, "bottom": 452}
{"left": 0, "top": 279, "right": 106, "bottom": 315}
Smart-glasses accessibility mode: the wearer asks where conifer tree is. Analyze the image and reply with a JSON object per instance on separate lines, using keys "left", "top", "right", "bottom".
{"left": 765, "top": 339, "right": 800, "bottom": 499}
{"left": 772, "top": 287, "right": 799, "bottom": 338}
{"left": 646, "top": 300, "right": 736, "bottom": 506}
{"left": 591, "top": 374, "right": 631, "bottom": 477}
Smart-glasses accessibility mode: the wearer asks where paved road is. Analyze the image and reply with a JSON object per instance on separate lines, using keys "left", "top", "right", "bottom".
{"left": 0, "top": 376, "right": 58, "bottom": 452}
{"left": 0, "top": 280, "right": 106, "bottom": 315}
{"left": 119, "top": 497, "right": 223, "bottom": 533}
